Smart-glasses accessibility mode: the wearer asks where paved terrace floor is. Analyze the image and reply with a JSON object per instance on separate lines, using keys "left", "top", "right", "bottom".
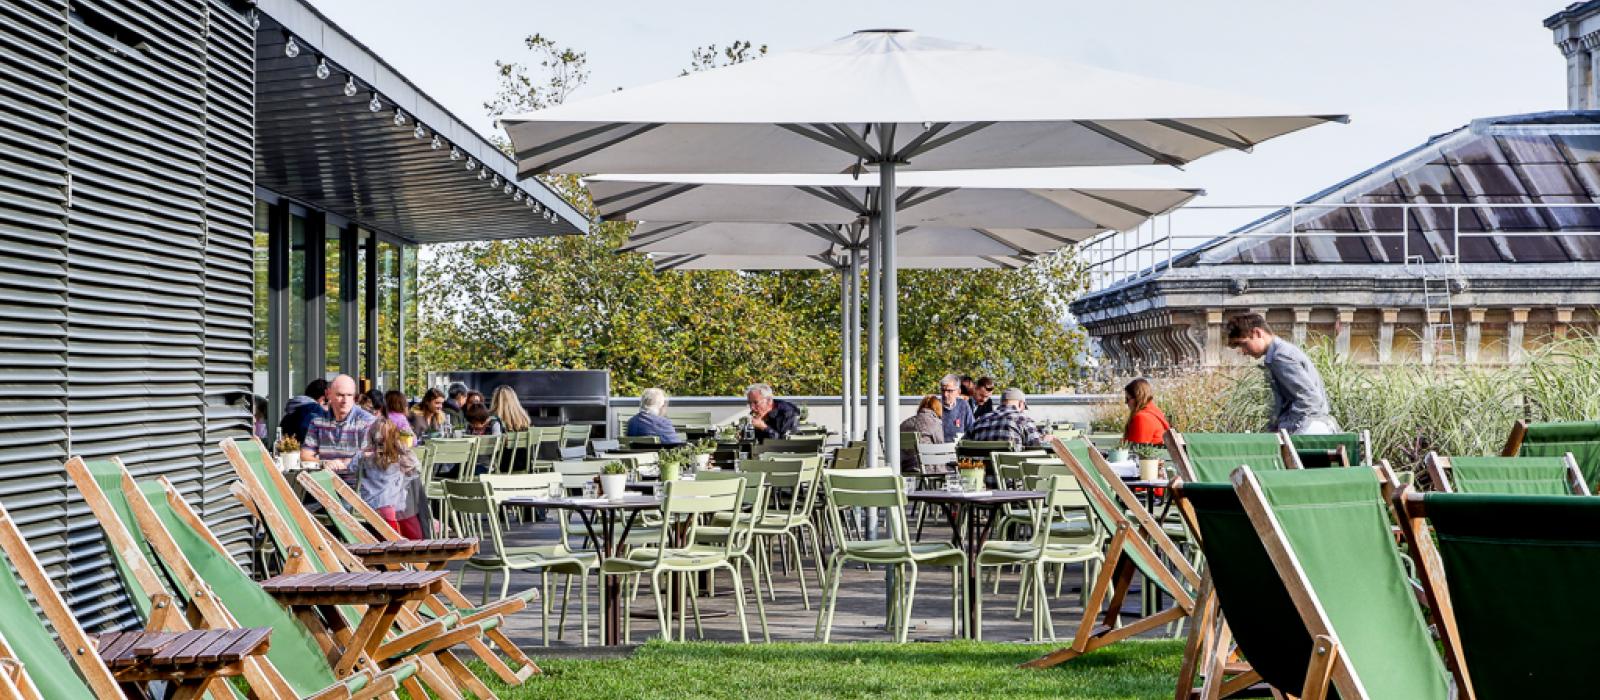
{"left": 443, "top": 513, "right": 1176, "bottom": 651}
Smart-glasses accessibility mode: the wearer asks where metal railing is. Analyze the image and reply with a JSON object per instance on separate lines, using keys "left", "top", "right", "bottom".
{"left": 1079, "top": 202, "right": 1600, "bottom": 295}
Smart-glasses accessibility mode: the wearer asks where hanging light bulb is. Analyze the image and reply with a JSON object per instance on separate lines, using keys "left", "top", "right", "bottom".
{"left": 247, "top": 10, "right": 261, "bottom": 30}
{"left": 431, "top": 135, "right": 444, "bottom": 150}
{"left": 393, "top": 110, "right": 407, "bottom": 127}
{"left": 342, "top": 75, "right": 358, "bottom": 97}
{"left": 449, "top": 146, "right": 462, "bottom": 161}
{"left": 478, "top": 169, "right": 490, "bottom": 181}
{"left": 490, "top": 175, "right": 501, "bottom": 188}
{"left": 504, "top": 183, "right": 514, "bottom": 195}
{"left": 315, "top": 57, "right": 330, "bottom": 80}
{"left": 283, "top": 34, "right": 300, "bottom": 58}
{"left": 368, "top": 92, "right": 382, "bottom": 112}
{"left": 465, "top": 157, "right": 476, "bottom": 171}
{"left": 513, "top": 191, "right": 523, "bottom": 202}
{"left": 413, "top": 124, "right": 426, "bottom": 139}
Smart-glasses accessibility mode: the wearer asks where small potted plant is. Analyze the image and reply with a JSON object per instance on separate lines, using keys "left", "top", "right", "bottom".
{"left": 957, "top": 457, "right": 986, "bottom": 492}
{"left": 658, "top": 448, "right": 684, "bottom": 482}
{"left": 694, "top": 438, "right": 717, "bottom": 470}
{"left": 1132, "top": 443, "right": 1164, "bottom": 481}
{"left": 274, "top": 435, "right": 301, "bottom": 472}
{"left": 599, "top": 461, "right": 630, "bottom": 501}
{"left": 1108, "top": 440, "right": 1131, "bottom": 464}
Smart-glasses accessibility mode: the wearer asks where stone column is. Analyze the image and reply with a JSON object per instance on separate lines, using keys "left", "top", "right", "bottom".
{"left": 1335, "top": 308, "right": 1355, "bottom": 357}
{"left": 1561, "top": 36, "right": 1591, "bottom": 109}
{"left": 1203, "top": 309, "right": 1224, "bottom": 367}
{"left": 1422, "top": 309, "right": 1440, "bottom": 365}
{"left": 1587, "top": 34, "right": 1600, "bottom": 109}
{"left": 1508, "top": 308, "right": 1529, "bottom": 364}
{"left": 1555, "top": 307, "right": 1575, "bottom": 340}
{"left": 1377, "top": 308, "right": 1398, "bottom": 365}
{"left": 1464, "top": 308, "right": 1485, "bottom": 364}
{"left": 1291, "top": 307, "right": 1310, "bottom": 346}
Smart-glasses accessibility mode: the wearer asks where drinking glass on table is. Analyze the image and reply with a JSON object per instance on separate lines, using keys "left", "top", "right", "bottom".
{"left": 943, "top": 474, "right": 962, "bottom": 493}
{"left": 903, "top": 476, "right": 919, "bottom": 494}
{"left": 582, "top": 482, "right": 597, "bottom": 499}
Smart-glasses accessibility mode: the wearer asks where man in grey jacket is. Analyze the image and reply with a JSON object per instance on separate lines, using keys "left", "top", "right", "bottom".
{"left": 1226, "top": 313, "right": 1339, "bottom": 435}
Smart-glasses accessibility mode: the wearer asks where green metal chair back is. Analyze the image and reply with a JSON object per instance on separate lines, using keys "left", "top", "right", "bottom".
{"left": 642, "top": 477, "right": 746, "bottom": 561}
{"left": 474, "top": 433, "right": 505, "bottom": 476}
{"left": 1418, "top": 492, "right": 1600, "bottom": 697}
{"left": 1516, "top": 420, "right": 1600, "bottom": 488}
{"left": 956, "top": 439, "right": 1013, "bottom": 466}
{"left": 820, "top": 470, "right": 913, "bottom": 555}
{"left": 693, "top": 471, "right": 769, "bottom": 555}
{"left": 1177, "top": 432, "right": 1288, "bottom": 483}
{"left": 554, "top": 459, "right": 609, "bottom": 493}
{"left": 563, "top": 424, "right": 591, "bottom": 448}
{"left": 1247, "top": 467, "right": 1450, "bottom": 699}
{"left": 1288, "top": 431, "right": 1366, "bottom": 467}
{"left": 425, "top": 437, "right": 478, "bottom": 480}
{"left": 752, "top": 437, "right": 825, "bottom": 456}
{"left": 830, "top": 445, "right": 867, "bottom": 469}
{"left": 1020, "top": 475, "right": 1094, "bottom": 548}
{"left": 993, "top": 450, "right": 1047, "bottom": 488}
{"left": 1446, "top": 455, "right": 1580, "bottom": 495}
{"left": 498, "top": 429, "right": 532, "bottom": 473}
{"left": 738, "top": 457, "right": 820, "bottom": 525}
{"left": 445, "top": 480, "right": 511, "bottom": 559}
{"left": 619, "top": 435, "right": 661, "bottom": 449}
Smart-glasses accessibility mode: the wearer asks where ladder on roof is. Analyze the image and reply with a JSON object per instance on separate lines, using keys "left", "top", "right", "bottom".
{"left": 1409, "top": 254, "right": 1459, "bottom": 364}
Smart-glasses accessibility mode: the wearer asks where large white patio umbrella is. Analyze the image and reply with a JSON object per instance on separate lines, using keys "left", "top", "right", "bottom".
{"left": 503, "top": 28, "right": 1344, "bottom": 463}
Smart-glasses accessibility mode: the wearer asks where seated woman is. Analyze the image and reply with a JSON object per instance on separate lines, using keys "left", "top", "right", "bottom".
{"left": 409, "top": 387, "right": 450, "bottom": 442}
{"left": 1122, "top": 377, "right": 1170, "bottom": 446}
{"left": 898, "top": 394, "right": 945, "bottom": 471}
{"left": 627, "top": 388, "right": 682, "bottom": 446}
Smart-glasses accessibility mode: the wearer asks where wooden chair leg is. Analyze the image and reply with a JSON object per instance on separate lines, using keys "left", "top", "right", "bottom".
{"left": 1299, "top": 635, "right": 1340, "bottom": 700}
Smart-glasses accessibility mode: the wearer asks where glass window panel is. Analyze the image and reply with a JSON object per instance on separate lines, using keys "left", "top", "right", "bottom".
{"left": 325, "top": 223, "right": 342, "bottom": 377}
{"left": 356, "top": 229, "right": 369, "bottom": 386}
{"left": 253, "top": 201, "right": 270, "bottom": 397}
{"left": 288, "top": 212, "right": 308, "bottom": 396}
{"left": 402, "top": 245, "right": 419, "bottom": 395}
{"left": 378, "top": 240, "right": 401, "bottom": 391}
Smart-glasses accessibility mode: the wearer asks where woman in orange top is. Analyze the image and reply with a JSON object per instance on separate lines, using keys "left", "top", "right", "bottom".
{"left": 1122, "top": 378, "right": 1170, "bottom": 446}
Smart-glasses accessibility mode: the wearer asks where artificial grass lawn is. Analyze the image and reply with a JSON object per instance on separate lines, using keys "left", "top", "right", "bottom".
{"left": 474, "top": 639, "right": 1185, "bottom": 699}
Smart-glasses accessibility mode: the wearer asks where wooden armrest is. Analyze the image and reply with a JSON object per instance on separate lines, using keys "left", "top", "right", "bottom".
{"left": 262, "top": 571, "right": 446, "bottom": 605}
{"left": 96, "top": 627, "right": 271, "bottom": 681}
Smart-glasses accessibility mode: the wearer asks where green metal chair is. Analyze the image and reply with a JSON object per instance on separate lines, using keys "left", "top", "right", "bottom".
{"left": 446, "top": 480, "right": 596, "bottom": 646}
{"left": 619, "top": 435, "right": 661, "bottom": 449}
{"left": 1422, "top": 452, "right": 1588, "bottom": 495}
{"left": 425, "top": 438, "right": 479, "bottom": 535}
{"left": 830, "top": 445, "right": 867, "bottom": 469}
{"left": 752, "top": 437, "right": 825, "bottom": 456}
{"left": 562, "top": 423, "right": 592, "bottom": 450}
{"left": 473, "top": 433, "right": 505, "bottom": 475}
{"left": 975, "top": 475, "right": 1106, "bottom": 641}
{"left": 737, "top": 456, "right": 825, "bottom": 610}
{"left": 499, "top": 429, "right": 534, "bottom": 473}
{"left": 600, "top": 477, "right": 756, "bottom": 643}
{"left": 815, "top": 469, "right": 967, "bottom": 642}
{"left": 682, "top": 471, "right": 773, "bottom": 641}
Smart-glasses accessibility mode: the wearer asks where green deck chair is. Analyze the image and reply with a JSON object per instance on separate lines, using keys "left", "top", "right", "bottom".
{"left": 1423, "top": 452, "right": 1588, "bottom": 495}
{"left": 1233, "top": 466, "right": 1451, "bottom": 699}
{"left": 1400, "top": 490, "right": 1600, "bottom": 698}
{"left": 1289, "top": 431, "right": 1370, "bottom": 467}
{"left": 64, "top": 457, "right": 407, "bottom": 700}
{"left": 1503, "top": 419, "right": 1600, "bottom": 489}
{"left": 1167, "top": 429, "right": 1297, "bottom": 482}
{"left": 1022, "top": 436, "right": 1199, "bottom": 669}
{"left": 815, "top": 470, "right": 966, "bottom": 643}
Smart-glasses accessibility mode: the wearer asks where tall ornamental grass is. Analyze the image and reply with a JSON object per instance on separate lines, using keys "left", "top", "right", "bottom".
{"left": 1095, "top": 333, "right": 1600, "bottom": 471}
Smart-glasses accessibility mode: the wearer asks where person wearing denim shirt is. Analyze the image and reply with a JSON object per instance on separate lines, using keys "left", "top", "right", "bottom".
{"left": 1225, "top": 313, "right": 1338, "bottom": 435}
{"left": 937, "top": 374, "right": 976, "bottom": 440}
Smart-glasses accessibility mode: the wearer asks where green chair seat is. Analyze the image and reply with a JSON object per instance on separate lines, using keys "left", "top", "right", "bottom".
{"left": 1447, "top": 455, "right": 1578, "bottom": 495}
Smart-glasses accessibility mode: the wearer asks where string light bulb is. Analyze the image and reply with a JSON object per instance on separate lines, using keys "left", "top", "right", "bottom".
{"left": 368, "top": 92, "right": 382, "bottom": 112}
{"left": 465, "top": 157, "right": 476, "bottom": 171}
{"left": 504, "top": 183, "right": 514, "bottom": 195}
{"left": 449, "top": 146, "right": 462, "bottom": 161}
{"left": 283, "top": 34, "right": 300, "bottom": 58}
{"left": 393, "top": 110, "right": 407, "bottom": 127}
{"left": 431, "top": 135, "right": 444, "bottom": 150}
{"left": 413, "top": 124, "right": 426, "bottom": 139}
{"left": 315, "top": 58, "right": 330, "bottom": 80}
{"left": 247, "top": 10, "right": 261, "bottom": 30}
{"left": 343, "top": 76, "right": 358, "bottom": 97}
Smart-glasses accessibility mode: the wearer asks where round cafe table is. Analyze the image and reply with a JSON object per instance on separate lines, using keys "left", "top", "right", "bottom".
{"left": 906, "top": 489, "right": 1044, "bottom": 638}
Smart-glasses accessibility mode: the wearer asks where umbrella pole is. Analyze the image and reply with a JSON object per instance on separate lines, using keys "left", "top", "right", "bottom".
{"left": 879, "top": 159, "right": 901, "bottom": 474}
{"left": 838, "top": 265, "right": 851, "bottom": 439}
{"left": 866, "top": 215, "right": 881, "bottom": 468}
{"left": 848, "top": 247, "right": 862, "bottom": 442}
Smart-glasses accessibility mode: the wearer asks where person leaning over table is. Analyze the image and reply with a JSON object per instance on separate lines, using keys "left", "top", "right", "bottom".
{"left": 1121, "top": 377, "right": 1170, "bottom": 446}
{"left": 746, "top": 383, "right": 800, "bottom": 440}
{"left": 936, "top": 374, "right": 976, "bottom": 440}
{"left": 971, "top": 376, "right": 998, "bottom": 420}
{"left": 898, "top": 395, "right": 946, "bottom": 470}
{"left": 629, "top": 388, "right": 684, "bottom": 446}
{"left": 964, "top": 388, "right": 1043, "bottom": 451}
{"left": 1226, "top": 312, "right": 1340, "bottom": 436}
{"left": 301, "top": 374, "right": 378, "bottom": 486}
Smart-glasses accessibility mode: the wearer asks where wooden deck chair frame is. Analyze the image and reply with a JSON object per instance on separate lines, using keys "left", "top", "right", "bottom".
{"left": 1392, "top": 487, "right": 1478, "bottom": 700}
{"left": 220, "top": 437, "right": 505, "bottom": 698}
{"left": 1423, "top": 451, "right": 1589, "bottom": 495}
{"left": 296, "top": 468, "right": 543, "bottom": 680}
{"left": 62, "top": 456, "right": 404, "bottom": 700}
{"left": 1021, "top": 436, "right": 1200, "bottom": 670}
{"left": 1165, "top": 428, "right": 1304, "bottom": 482}
{"left": 1229, "top": 463, "right": 1421, "bottom": 700}
{"left": 1500, "top": 419, "right": 1529, "bottom": 457}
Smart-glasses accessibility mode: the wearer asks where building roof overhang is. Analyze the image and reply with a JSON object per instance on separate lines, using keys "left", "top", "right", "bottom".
{"left": 253, "top": 0, "right": 587, "bottom": 243}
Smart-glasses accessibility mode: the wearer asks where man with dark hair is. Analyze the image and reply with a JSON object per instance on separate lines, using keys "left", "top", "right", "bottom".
{"left": 966, "top": 388, "right": 1043, "bottom": 450}
{"left": 278, "top": 378, "right": 329, "bottom": 443}
{"left": 444, "top": 382, "right": 469, "bottom": 429}
{"left": 1226, "top": 313, "right": 1338, "bottom": 435}
{"left": 971, "top": 376, "right": 997, "bottom": 419}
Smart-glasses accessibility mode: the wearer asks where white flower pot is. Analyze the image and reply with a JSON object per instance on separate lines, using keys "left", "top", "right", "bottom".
{"left": 600, "top": 474, "right": 628, "bottom": 501}
{"left": 279, "top": 452, "right": 301, "bottom": 472}
{"left": 1138, "top": 459, "right": 1162, "bottom": 482}
{"left": 695, "top": 453, "right": 711, "bottom": 469}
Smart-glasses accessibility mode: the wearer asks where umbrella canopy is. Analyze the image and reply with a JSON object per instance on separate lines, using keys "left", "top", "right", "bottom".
{"left": 588, "top": 168, "right": 1202, "bottom": 232}
{"left": 628, "top": 221, "right": 1073, "bottom": 263}
{"left": 504, "top": 29, "right": 1344, "bottom": 176}
{"left": 649, "top": 251, "right": 1031, "bottom": 272}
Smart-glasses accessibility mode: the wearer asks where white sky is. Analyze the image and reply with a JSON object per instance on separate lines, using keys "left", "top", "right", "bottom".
{"left": 313, "top": 0, "right": 1566, "bottom": 238}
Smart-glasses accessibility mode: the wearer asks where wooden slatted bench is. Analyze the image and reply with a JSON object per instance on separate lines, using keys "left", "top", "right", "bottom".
{"left": 261, "top": 570, "right": 448, "bottom": 676}
{"left": 345, "top": 537, "right": 478, "bottom": 570}
{"left": 96, "top": 627, "right": 270, "bottom": 689}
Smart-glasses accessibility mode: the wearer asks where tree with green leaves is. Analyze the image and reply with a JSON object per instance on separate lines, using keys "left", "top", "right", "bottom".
{"left": 415, "top": 35, "right": 1089, "bottom": 398}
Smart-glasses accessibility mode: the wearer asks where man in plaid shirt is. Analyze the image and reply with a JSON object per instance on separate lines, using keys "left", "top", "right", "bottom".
{"left": 964, "top": 388, "right": 1043, "bottom": 450}
{"left": 300, "top": 374, "right": 376, "bottom": 484}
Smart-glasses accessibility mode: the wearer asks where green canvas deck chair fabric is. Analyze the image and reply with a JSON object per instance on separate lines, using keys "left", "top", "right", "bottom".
{"left": 1166, "top": 429, "right": 1299, "bottom": 482}
{"left": 297, "top": 468, "right": 548, "bottom": 674}
{"left": 1022, "top": 436, "right": 1199, "bottom": 669}
{"left": 220, "top": 438, "right": 513, "bottom": 696}
{"left": 1502, "top": 419, "right": 1600, "bottom": 489}
{"left": 1233, "top": 466, "right": 1451, "bottom": 700}
{"left": 1289, "top": 431, "right": 1370, "bottom": 468}
{"left": 62, "top": 456, "right": 411, "bottom": 700}
{"left": 1399, "top": 489, "right": 1600, "bottom": 698}
{"left": 1423, "top": 452, "right": 1588, "bottom": 495}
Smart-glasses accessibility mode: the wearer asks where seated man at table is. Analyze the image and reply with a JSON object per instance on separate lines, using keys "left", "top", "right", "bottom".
{"left": 964, "top": 388, "right": 1043, "bottom": 451}
{"left": 746, "top": 383, "right": 800, "bottom": 440}
{"left": 300, "top": 374, "right": 378, "bottom": 485}
{"left": 627, "top": 388, "right": 684, "bottom": 446}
